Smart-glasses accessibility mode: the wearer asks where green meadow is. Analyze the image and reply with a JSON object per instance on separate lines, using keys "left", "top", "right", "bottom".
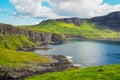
{"left": 0, "top": 49, "right": 51, "bottom": 68}
{"left": 0, "top": 35, "right": 50, "bottom": 68}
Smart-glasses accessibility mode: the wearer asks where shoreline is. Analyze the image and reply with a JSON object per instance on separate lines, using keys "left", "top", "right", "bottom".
{"left": 0, "top": 55, "right": 77, "bottom": 80}
{"left": 19, "top": 38, "right": 120, "bottom": 52}
{"left": 68, "top": 37, "right": 120, "bottom": 41}
{"left": 10, "top": 38, "right": 120, "bottom": 80}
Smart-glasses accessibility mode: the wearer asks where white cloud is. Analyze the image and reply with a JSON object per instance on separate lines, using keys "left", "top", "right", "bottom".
{"left": 10, "top": 0, "right": 120, "bottom": 19}
{"left": 48, "top": 0, "right": 120, "bottom": 18}
{"left": 10, "top": 0, "right": 62, "bottom": 19}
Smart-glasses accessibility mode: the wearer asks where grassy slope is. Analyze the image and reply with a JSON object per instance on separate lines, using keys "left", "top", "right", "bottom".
{"left": 0, "top": 22, "right": 58, "bottom": 66}
{"left": 20, "top": 21, "right": 119, "bottom": 39}
{"left": 26, "top": 64, "right": 120, "bottom": 80}
{"left": 0, "top": 35, "right": 50, "bottom": 68}
{"left": 0, "top": 49, "right": 51, "bottom": 68}
{"left": 0, "top": 35, "right": 34, "bottom": 50}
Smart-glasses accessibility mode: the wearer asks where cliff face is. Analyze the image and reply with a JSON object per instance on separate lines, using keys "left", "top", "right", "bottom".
{"left": 0, "top": 24, "right": 63, "bottom": 45}
{"left": 89, "top": 11, "right": 120, "bottom": 31}
{"left": 56, "top": 18, "right": 88, "bottom": 26}
{"left": 39, "top": 18, "right": 88, "bottom": 26}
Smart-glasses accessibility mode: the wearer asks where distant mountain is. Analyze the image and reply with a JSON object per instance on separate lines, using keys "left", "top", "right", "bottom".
{"left": 39, "top": 11, "right": 120, "bottom": 31}
{"left": 90, "top": 11, "right": 120, "bottom": 31}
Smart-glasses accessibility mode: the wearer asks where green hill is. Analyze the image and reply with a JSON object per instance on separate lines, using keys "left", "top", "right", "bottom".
{"left": 20, "top": 21, "right": 119, "bottom": 39}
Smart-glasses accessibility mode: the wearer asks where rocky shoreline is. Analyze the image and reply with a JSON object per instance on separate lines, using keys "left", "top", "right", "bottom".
{"left": 0, "top": 55, "right": 75, "bottom": 80}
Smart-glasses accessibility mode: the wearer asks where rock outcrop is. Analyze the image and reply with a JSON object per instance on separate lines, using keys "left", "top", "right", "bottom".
{"left": 0, "top": 55, "right": 74, "bottom": 80}
{"left": 0, "top": 24, "right": 64, "bottom": 46}
{"left": 39, "top": 18, "right": 88, "bottom": 26}
{"left": 56, "top": 18, "right": 88, "bottom": 26}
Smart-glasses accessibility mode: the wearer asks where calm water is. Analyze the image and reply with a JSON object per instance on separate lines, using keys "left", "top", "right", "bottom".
{"left": 35, "top": 40, "right": 120, "bottom": 67}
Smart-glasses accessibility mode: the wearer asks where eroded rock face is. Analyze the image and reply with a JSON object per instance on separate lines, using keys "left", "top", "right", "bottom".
{"left": 39, "top": 18, "right": 88, "bottom": 26}
{"left": 0, "top": 24, "right": 63, "bottom": 46}
{"left": 0, "top": 55, "right": 73, "bottom": 80}
{"left": 56, "top": 18, "right": 88, "bottom": 26}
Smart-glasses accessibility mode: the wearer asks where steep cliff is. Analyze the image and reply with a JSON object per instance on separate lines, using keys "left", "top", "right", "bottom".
{"left": 56, "top": 18, "right": 88, "bottom": 26}
{"left": 39, "top": 18, "right": 88, "bottom": 26}
{"left": 0, "top": 23, "right": 64, "bottom": 47}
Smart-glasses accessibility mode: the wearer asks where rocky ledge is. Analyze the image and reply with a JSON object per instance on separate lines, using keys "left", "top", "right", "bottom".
{"left": 0, "top": 55, "right": 75, "bottom": 80}
{"left": 0, "top": 23, "right": 65, "bottom": 46}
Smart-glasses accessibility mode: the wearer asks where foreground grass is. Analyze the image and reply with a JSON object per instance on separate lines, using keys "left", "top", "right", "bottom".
{"left": 0, "top": 49, "right": 51, "bottom": 67}
{"left": 25, "top": 64, "right": 120, "bottom": 80}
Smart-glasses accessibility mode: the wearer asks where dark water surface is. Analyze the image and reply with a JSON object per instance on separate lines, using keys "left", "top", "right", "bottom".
{"left": 35, "top": 40, "right": 120, "bottom": 67}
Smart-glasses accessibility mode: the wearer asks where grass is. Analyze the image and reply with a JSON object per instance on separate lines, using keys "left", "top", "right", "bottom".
{"left": 0, "top": 49, "right": 51, "bottom": 68}
{"left": 0, "top": 35, "right": 34, "bottom": 50}
{"left": 25, "top": 64, "right": 120, "bottom": 80}
{"left": 19, "top": 21, "right": 120, "bottom": 39}
{"left": 0, "top": 35, "right": 51, "bottom": 68}
{"left": 0, "top": 34, "right": 49, "bottom": 68}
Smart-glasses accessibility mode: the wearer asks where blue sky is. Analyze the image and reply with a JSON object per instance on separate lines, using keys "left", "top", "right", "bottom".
{"left": 0, "top": 0, "right": 120, "bottom": 25}
{"left": 104, "top": 0, "right": 120, "bottom": 5}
